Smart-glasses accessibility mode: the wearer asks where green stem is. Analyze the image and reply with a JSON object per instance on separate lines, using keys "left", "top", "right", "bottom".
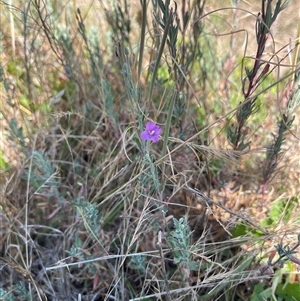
{"left": 160, "top": 91, "right": 177, "bottom": 192}
{"left": 147, "top": 12, "right": 172, "bottom": 105}
{"left": 138, "top": 0, "right": 147, "bottom": 82}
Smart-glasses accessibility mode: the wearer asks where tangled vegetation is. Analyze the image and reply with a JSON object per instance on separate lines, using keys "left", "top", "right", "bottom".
{"left": 0, "top": 0, "right": 300, "bottom": 300}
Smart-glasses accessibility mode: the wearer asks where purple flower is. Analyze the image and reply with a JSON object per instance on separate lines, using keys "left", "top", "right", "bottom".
{"left": 140, "top": 122, "right": 162, "bottom": 143}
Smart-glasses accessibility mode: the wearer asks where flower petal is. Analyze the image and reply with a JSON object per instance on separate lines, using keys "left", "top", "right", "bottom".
{"left": 145, "top": 122, "right": 156, "bottom": 131}
{"left": 155, "top": 126, "right": 162, "bottom": 135}
{"left": 151, "top": 135, "right": 160, "bottom": 143}
{"left": 140, "top": 130, "right": 150, "bottom": 141}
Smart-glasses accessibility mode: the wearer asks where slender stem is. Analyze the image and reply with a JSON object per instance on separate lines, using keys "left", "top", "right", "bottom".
{"left": 147, "top": 12, "right": 172, "bottom": 105}
{"left": 138, "top": 0, "right": 147, "bottom": 82}
{"left": 291, "top": 17, "right": 300, "bottom": 85}
{"left": 160, "top": 91, "right": 177, "bottom": 192}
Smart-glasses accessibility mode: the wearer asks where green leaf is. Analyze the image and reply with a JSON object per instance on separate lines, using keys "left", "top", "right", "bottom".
{"left": 230, "top": 223, "right": 247, "bottom": 237}
{"left": 276, "top": 283, "right": 300, "bottom": 301}
{"left": 0, "top": 150, "right": 8, "bottom": 169}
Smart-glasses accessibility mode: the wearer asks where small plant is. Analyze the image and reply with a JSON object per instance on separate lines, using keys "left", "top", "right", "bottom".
{"left": 262, "top": 197, "right": 299, "bottom": 228}
{"left": 128, "top": 254, "right": 147, "bottom": 274}
{"left": 167, "top": 217, "right": 198, "bottom": 275}
{"left": 249, "top": 235, "right": 300, "bottom": 301}
{"left": 0, "top": 289, "right": 13, "bottom": 301}
{"left": 73, "top": 187, "right": 102, "bottom": 238}
{"left": 22, "top": 150, "right": 60, "bottom": 195}
{"left": 227, "top": 0, "right": 291, "bottom": 152}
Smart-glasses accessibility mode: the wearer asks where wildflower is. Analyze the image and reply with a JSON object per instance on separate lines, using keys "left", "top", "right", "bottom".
{"left": 140, "top": 121, "right": 162, "bottom": 143}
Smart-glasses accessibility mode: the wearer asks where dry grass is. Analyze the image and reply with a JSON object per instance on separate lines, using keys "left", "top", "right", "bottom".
{"left": 0, "top": 0, "right": 300, "bottom": 300}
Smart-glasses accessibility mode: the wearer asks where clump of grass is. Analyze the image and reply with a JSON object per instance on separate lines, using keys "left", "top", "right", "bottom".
{"left": 0, "top": 0, "right": 300, "bottom": 300}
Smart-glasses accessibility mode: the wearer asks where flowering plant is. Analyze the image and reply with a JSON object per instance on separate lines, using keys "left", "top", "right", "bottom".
{"left": 140, "top": 121, "right": 162, "bottom": 143}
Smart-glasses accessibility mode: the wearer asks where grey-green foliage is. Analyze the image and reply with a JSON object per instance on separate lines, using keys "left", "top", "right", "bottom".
{"left": 122, "top": 61, "right": 140, "bottom": 110}
{"left": 8, "top": 119, "right": 26, "bottom": 149}
{"left": 228, "top": 0, "right": 291, "bottom": 152}
{"left": 23, "top": 151, "right": 60, "bottom": 196}
{"left": 102, "top": 79, "right": 116, "bottom": 123}
{"left": 167, "top": 217, "right": 198, "bottom": 271}
{"left": 108, "top": 0, "right": 131, "bottom": 43}
{"left": 0, "top": 282, "right": 30, "bottom": 301}
{"left": 262, "top": 70, "right": 299, "bottom": 185}
{"left": 140, "top": 152, "right": 160, "bottom": 194}
{"left": 90, "top": 28, "right": 116, "bottom": 120}
{"left": 74, "top": 197, "right": 102, "bottom": 236}
{"left": 75, "top": 10, "right": 117, "bottom": 126}
{"left": 263, "top": 114, "right": 294, "bottom": 183}
{"left": 88, "top": 26, "right": 104, "bottom": 72}
{"left": 129, "top": 254, "right": 147, "bottom": 273}
{"left": 0, "top": 289, "right": 13, "bottom": 301}
{"left": 56, "top": 25, "right": 75, "bottom": 60}
{"left": 14, "top": 283, "right": 30, "bottom": 301}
